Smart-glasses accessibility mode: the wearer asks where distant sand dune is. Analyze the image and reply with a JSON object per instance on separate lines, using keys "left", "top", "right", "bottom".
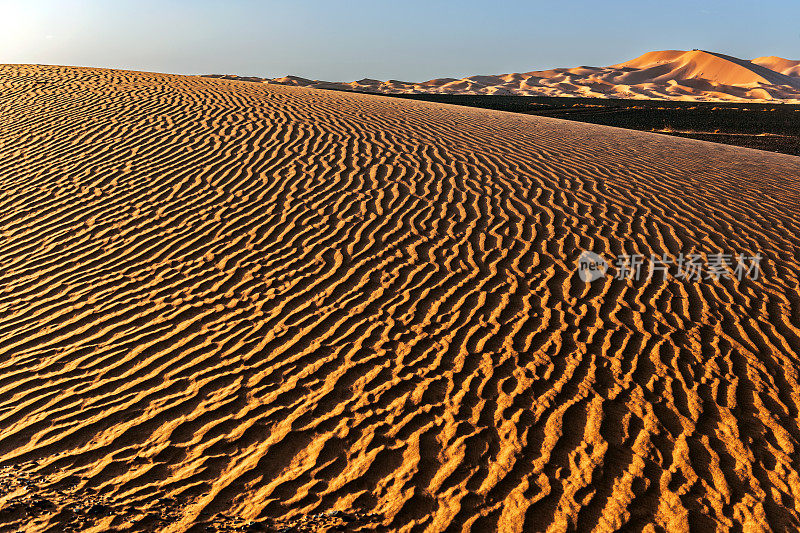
{"left": 752, "top": 56, "right": 800, "bottom": 78}
{"left": 1, "top": 65, "right": 800, "bottom": 531}
{"left": 247, "top": 50, "right": 800, "bottom": 103}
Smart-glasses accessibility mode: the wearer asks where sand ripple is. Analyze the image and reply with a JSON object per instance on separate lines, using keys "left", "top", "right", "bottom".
{"left": 1, "top": 65, "right": 800, "bottom": 532}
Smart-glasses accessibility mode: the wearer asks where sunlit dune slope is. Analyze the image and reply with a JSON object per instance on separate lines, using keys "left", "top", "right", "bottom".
{"left": 752, "top": 56, "right": 800, "bottom": 78}
{"left": 613, "top": 50, "right": 800, "bottom": 87}
{"left": 1, "top": 65, "right": 800, "bottom": 532}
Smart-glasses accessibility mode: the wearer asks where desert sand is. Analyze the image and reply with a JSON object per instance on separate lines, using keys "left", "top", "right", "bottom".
{"left": 248, "top": 50, "right": 800, "bottom": 103}
{"left": 752, "top": 56, "right": 800, "bottom": 78}
{"left": 1, "top": 64, "right": 800, "bottom": 532}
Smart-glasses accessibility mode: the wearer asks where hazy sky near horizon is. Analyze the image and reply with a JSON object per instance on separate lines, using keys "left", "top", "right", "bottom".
{"left": 2, "top": 0, "right": 799, "bottom": 80}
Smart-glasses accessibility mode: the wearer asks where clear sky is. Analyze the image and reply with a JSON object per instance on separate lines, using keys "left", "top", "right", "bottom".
{"left": 2, "top": 0, "right": 799, "bottom": 81}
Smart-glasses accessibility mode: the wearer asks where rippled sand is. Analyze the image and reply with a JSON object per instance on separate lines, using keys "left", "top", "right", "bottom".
{"left": 1, "top": 65, "right": 799, "bottom": 532}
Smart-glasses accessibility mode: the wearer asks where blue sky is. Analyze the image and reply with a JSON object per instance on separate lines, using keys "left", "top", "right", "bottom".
{"left": 2, "top": 0, "right": 798, "bottom": 80}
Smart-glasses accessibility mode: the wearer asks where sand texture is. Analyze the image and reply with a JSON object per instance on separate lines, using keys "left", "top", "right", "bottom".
{"left": 252, "top": 50, "right": 800, "bottom": 103}
{"left": 1, "top": 65, "right": 800, "bottom": 532}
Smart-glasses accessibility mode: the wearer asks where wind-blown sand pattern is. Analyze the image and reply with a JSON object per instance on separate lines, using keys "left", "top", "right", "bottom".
{"left": 251, "top": 50, "right": 800, "bottom": 103}
{"left": 1, "top": 64, "right": 800, "bottom": 532}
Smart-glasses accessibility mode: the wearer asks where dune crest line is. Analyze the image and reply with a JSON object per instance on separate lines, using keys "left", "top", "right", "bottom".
{"left": 240, "top": 50, "right": 800, "bottom": 103}
{"left": 1, "top": 65, "right": 800, "bottom": 531}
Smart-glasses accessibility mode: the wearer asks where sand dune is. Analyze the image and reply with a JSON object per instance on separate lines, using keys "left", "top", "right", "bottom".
{"left": 243, "top": 50, "right": 800, "bottom": 103}
{"left": 613, "top": 50, "right": 800, "bottom": 87}
{"left": 1, "top": 65, "right": 800, "bottom": 532}
{"left": 752, "top": 56, "right": 800, "bottom": 77}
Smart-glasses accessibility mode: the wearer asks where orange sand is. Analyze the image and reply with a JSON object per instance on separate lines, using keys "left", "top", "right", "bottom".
{"left": 1, "top": 65, "right": 800, "bottom": 532}
{"left": 263, "top": 50, "right": 800, "bottom": 103}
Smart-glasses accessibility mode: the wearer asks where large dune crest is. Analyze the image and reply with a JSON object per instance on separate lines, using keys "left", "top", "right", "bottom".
{"left": 238, "top": 50, "right": 800, "bottom": 102}
{"left": 613, "top": 50, "right": 800, "bottom": 87}
{"left": 2, "top": 65, "right": 800, "bottom": 531}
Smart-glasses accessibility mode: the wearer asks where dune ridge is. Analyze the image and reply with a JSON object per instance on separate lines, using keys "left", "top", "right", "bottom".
{"left": 232, "top": 50, "right": 800, "bottom": 103}
{"left": 1, "top": 65, "right": 800, "bottom": 531}
{"left": 752, "top": 56, "right": 800, "bottom": 78}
